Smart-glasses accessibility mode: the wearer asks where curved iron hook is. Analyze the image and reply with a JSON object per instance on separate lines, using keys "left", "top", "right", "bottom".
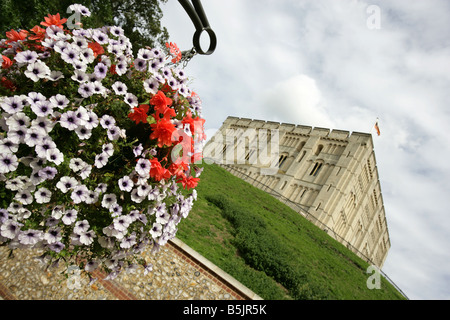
{"left": 178, "top": 0, "right": 217, "bottom": 55}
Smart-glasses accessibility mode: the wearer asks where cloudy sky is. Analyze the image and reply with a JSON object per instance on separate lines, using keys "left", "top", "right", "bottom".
{"left": 161, "top": 0, "right": 450, "bottom": 300}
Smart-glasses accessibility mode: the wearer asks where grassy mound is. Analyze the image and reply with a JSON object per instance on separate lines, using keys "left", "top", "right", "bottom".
{"left": 176, "top": 163, "right": 405, "bottom": 300}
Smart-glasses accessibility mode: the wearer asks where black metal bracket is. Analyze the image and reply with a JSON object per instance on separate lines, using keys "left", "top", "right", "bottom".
{"left": 178, "top": 0, "right": 217, "bottom": 55}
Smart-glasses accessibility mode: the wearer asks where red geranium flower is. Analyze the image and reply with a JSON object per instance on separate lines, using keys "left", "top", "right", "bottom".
{"left": 165, "top": 42, "right": 182, "bottom": 63}
{"left": 109, "top": 64, "right": 117, "bottom": 75}
{"left": 177, "top": 174, "right": 200, "bottom": 190}
{"left": 150, "top": 118, "right": 178, "bottom": 148}
{"left": 29, "top": 26, "right": 46, "bottom": 41}
{"left": 182, "top": 110, "right": 206, "bottom": 139}
{"left": 5, "top": 29, "right": 28, "bottom": 43}
{"left": 169, "top": 159, "right": 189, "bottom": 178}
{"left": 149, "top": 158, "right": 171, "bottom": 182}
{"left": 1, "top": 55, "right": 13, "bottom": 69}
{"left": 128, "top": 104, "right": 150, "bottom": 124}
{"left": 1, "top": 76, "right": 16, "bottom": 91}
{"left": 88, "top": 42, "right": 104, "bottom": 57}
{"left": 40, "top": 13, "right": 67, "bottom": 28}
{"left": 150, "top": 90, "right": 172, "bottom": 108}
{"left": 150, "top": 90, "right": 175, "bottom": 120}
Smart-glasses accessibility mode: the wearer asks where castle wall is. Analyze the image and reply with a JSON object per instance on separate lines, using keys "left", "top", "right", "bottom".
{"left": 204, "top": 116, "right": 391, "bottom": 268}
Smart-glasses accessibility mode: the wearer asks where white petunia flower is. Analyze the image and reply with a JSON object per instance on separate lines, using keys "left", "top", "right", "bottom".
{"left": 30, "top": 169, "right": 46, "bottom": 186}
{"left": 34, "top": 187, "right": 52, "bottom": 204}
{"left": 135, "top": 158, "right": 150, "bottom": 176}
{"left": 101, "top": 193, "right": 117, "bottom": 209}
{"left": 14, "top": 50, "right": 39, "bottom": 64}
{"left": 15, "top": 189, "right": 33, "bottom": 205}
{"left": 99, "top": 114, "right": 116, "bottom": 129}
{"left": 137, "top": 48, "right": 153, "bottom": 60}
{"left": 0, "top": 138, "right": 18, "bottom": 154}
{"left": 56, "top": 176, "right": 79, "bottom": 193}
{"left": 118, "top": 176, "right": 133, "bottom": 192}
{"left": 149, "top": 222, "right": 162, "bottom": 239}
{"left": 24, "top": 60, "right": 50, "bottom": 82}
{"left": 71, "top": 184, "right": 89, "bottom": 204}
{"left": 91, "top": 81, "right": 106, "bottom": 95}
{"left": 47, "top": 70, "right": 64, "bottom": 81}
{"left": 84, "top": 189, "right": 98, "bottom": 203}
{"left": 49, "top": 94, "right": 70, "bottom": 109}
{"left": 31, "top": 100, "right": 53, "bottom": 117}
{"left": 0, "top": 220, "right": 21, "bottom": 239}
{"left": 111, "top": 81, "right": 127, "bottom": 95}
{"left": 46, "top": 148, "right": 64, "bottom": 165}
{"left": 71, "top": 69, "right": 88, "bottom": 83}
{"left": 73, "top": 219, "right": 90, "bottom": 235}
{"left": 61, "top": 46, "right": 80, "bottom": 64}
{"left": 59, "top": 111, "right": 81, "bottom": 130}
{"left": 69, "top": 158, "right": 87, "bottom": 172}
{"left": 44, "top": 228, "right": 62, "bottom": 244}
{"left": 7, "top": 127, "right": 27, "bottom": 144}
{"left": 78, "top": 82, "right": 95, "bottom": 98}
{"left": 134, "top": 58, "right": 147, "bottom": 72}
{"left": 5, "top": 112, "right": 30, "bottom": 129}
{"left": 120, "top": 234, "right": 136, "bottom": 249}
{"left": 72, "top": 36, "right": 89, "bottom": 49}
{"left": 143, "top": 78, "right": 159, "bottom": 94}
{"left": 113, "top": 215, "right": 131, "bottom": 232}
{"left": 93, "top": 30, "right": 109, "bottom": 44}
{"left": 38, "top": 166, "right": 57, "bottom": 180}
{"left": 68, "top": 4, "right": 91, "bottom": 16}
{"left": 18, "top": 229, "right": 42, "bottom": 246}
{"left": 130, "top": 188, "right": 145, "bottom": 203}
{"left": 109, "top": 26, "right": 124, "bottom": 37}
{"left": 79, "top": 230, "right": 95, "bottom": 245}
{"left": 94, "top": 62, "right": 108, "bottom": 79}
{"left": 35, "top": 136, "right": 56, "bottom": 158}
{"left": 94, "top": 152, "right": 108, "bottom": 168}
{"left": 107, "top": 125, "right": 121, "bottom": 141}
{"left": 1, "top": 96, "right": 25, "bottom": 113}
{"left": 62, "top": 209, "right": 78, "bottom": 225}
{"left": 75, "top": 126, "right": 92, "bottom": 140}
{"left": 83, "top": 111, "right": 99, "bottom": 130}
{"left": 109, "top": 203, "right": 123, "bottom": 217}
{"left": 124, "top": 93, "right": 138, "bottom": 108}
{"left": 0, "top": 153, "right": 18, "bottom": 173}
{"left": 79, "top": 47, "right": 95, "bottom": 64}
{"left": 31, "top": 116, "right": 54, "bottom": 134}
{"left": 27, "top": 92, "right": 46, "bottom": 106}
{"left": 85, "top": 260, "right": 99, "bottom": 272}
{"left": 102, "top": 143, "right": 114, "bottom": 157}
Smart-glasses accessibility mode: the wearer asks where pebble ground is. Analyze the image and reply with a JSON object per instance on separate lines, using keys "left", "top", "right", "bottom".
{"left": 0, "top": 239, "right": 248, "bottom": 300}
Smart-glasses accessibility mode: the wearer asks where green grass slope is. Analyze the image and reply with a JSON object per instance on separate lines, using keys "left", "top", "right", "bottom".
{"left": 177, "top": 163, "right": 405, "bottom": 300}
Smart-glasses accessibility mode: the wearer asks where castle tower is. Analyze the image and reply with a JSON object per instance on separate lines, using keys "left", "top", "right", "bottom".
{"left": 204, "top": 116, "right": 391, "bottom": 268}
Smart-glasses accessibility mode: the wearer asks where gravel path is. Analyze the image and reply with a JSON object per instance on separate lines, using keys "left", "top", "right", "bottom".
{"left": 0, "top": 238, "right": 255, "bottom": 300}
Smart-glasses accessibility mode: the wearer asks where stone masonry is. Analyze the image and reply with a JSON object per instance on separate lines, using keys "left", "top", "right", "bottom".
{"left": 204, "top": 116, "right": 391, "bottom": 268}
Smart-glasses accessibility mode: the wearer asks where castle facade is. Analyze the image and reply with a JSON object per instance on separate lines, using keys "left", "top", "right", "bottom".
{"left": 204, "top": 116, "right": 391, "bottom": 268}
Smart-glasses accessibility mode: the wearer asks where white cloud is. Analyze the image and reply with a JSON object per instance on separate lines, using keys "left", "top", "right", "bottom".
{"left": 259, "top": 74, "right": 333, "bottom": 127}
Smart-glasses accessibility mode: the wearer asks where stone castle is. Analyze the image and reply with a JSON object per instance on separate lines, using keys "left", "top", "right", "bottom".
{"left": 204, "top": 116, "right": 390, "bottom": 268}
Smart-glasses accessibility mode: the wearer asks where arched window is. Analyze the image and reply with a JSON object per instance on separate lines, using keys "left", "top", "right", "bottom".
{"left": 278, "top": 154, "right": 288, "bottom": 168}
{"left": 315, "top": 144, "right": 323, "bottom": 156}
{"left": 310, "top": 162, "right": 323, "bottom": 176}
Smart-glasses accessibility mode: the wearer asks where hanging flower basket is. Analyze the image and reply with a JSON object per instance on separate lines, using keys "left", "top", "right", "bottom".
{"left": 0, "top": 4, "right": 206, "bottom": 279}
